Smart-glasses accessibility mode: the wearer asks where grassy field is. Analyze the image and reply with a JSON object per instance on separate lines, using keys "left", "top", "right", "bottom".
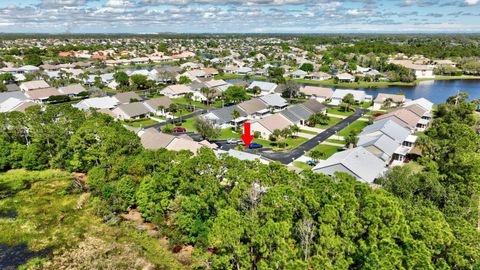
{"left": 292, "top": 161, "right": 313, "bottom": 170}
{"left": 0, "top": 169, "right": 185, "bottom": 269}
{"left": 307, "top": 144, "right": 344, "bottom": 159}
{"left": 325, "top": 138, "right": 346, "bottom": 145}
{"left": 172, "top": 108, "right": 194, "bottom": 117}
{"left": 337, "top": 121, "right": 369, "bottom": 137}
{"left": 315, "top": 116, "right": 343, "bottom": 129}
{"left": 299, "top": 129, "right": 318, "bottom": 135}
{"left": 121, "top": 118, "right": 158, "bottom": 127}
{"left": 417, "top": 75, "right": 480, "bottom": 82}
{"left": 327, "top": 107, "right": 355, "bottom": 117}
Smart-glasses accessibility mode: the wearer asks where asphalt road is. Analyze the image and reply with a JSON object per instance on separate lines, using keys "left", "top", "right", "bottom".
{"left": 216, "top": 108, "right": 368, "bottom": 164}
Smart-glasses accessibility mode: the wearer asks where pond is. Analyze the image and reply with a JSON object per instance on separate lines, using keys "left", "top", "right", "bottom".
{"left": 226, "top": 78, "right": 480, "bottom": 104}
{"left": 359, "top": 80, "right": 480, "bottom": 104}
{"left": 0, "top": 243, "right": 51, "bottom": 269}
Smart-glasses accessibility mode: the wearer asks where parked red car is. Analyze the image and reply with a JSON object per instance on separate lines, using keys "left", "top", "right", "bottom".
{"left": 173, "top": 127, "right": 187, "bottom": 133}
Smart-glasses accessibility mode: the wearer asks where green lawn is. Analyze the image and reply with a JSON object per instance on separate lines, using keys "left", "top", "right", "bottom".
{"left": 172, "top": 97, "right": 223, "bottom": 109}
{"left": 337, "top": 121, "right": 369, "bottom": 137}
{"left": 327, "top": 107, "right": 354, "bottom": 117}
{"left": 360, "top": 102, "right": 373, "bottom": 109}
{"left": 307, "top": 144, "right": 344, "bottom": 159}
{"left": 292, "top": 161, "right": 313, "bottom": 170}
{"left": 299, "top": 129, "right": 318, "bottom": 135}
{"left": 367, "top": 110, "right": 385, "bottom": 115}
{"left": 218, "top": 128, "right": 240, "bottom": 140}
{"left": 315, "top": 116, "right": 343, "bottom": 129}
{"left": 416, "top": 75, "right": 480, "bottom": 82}
{"left": 177, "top": 117, "right": 196, "bottom": 131}
{"left": 172, "top": 108, "right": 194, "bottom": 117}
{"left": 121, "top": 118, "right": 158, "bottom": 127}
{"left": 326, "top": 138, "right": 346, "bottom": 145}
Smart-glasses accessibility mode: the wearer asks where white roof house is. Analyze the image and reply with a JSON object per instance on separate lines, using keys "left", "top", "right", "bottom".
{"left": 100, "top": 73, "right": 114, "bottom": 83}
{"left": 300, "top": 86, "right": 334, "bottom": 101}
{"left": 19, "top": 80, "right": 50, "bottom": 92}
{"left": 330, "top": 89, "right": 368, "bottom": 105}
{"left": 0, "top": 97, "right": 24, "bottom": 112}
{"left": 259, "top": 94, "right": 288, "bottom": 109}
{"left": 290, "top": 70, "right": 308, "bottom": 78}
{"left": 312, "top": 146, "right": 387, "bottom": 183}
{"left": 19, "top": 65, "right": 40, "bottom": 73}
{"left": 403, "top": 98, "right": 433, "bottom": 113}
{"left": 237, "top": 67, "right": 253, "bottom": 75}
{"left": 336, "top": 73, "right": 355, "bottom": 82}
{"left": 160, "top": 84, "right": 193, "bottom": 98}
{"left": 360, "top": 119, "right": 411, "bottom": 144}
{"left": 73, "top": 97, "right": 118, "bottom": 110}
{"left": 204, "top": 79, "right": 228, "bottom": 89}
{"left": 225, "top": 149, "right": 270, "bottom": 164}
{"left": 247, "top": 81, "right": 278, "bottom": 95}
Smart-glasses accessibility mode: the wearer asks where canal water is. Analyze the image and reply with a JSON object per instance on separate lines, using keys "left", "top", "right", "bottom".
{"left": 226, "top": 79, "right": 480, "bottom": 104}
{"left": 359, "top": 80, "right": 480, "bottom": 104}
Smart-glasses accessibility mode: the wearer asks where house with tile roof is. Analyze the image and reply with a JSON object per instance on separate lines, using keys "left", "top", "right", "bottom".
{"left": 250, "top": 113, "right": 293, "bottom": 139}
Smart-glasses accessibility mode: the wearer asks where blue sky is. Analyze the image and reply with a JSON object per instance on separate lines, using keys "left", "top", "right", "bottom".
{"left": 0, "top": 0, "right": 479, "bottom": 33}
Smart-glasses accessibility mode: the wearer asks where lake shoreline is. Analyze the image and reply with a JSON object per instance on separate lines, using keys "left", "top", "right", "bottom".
{"left": 217, "top": 74, "right": 480, "bottom": 89}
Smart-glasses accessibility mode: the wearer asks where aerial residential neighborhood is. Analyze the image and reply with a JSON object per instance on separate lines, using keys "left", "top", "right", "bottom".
{"left": 1, "top": 1, "right": 480, "bottom": 269}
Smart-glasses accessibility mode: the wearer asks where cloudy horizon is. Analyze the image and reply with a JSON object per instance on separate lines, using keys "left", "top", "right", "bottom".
{"left": 0, "top": 0, "right": 479, "bottom": 34}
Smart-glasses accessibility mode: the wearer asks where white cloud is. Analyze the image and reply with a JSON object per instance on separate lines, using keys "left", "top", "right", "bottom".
{"left": 0, "top": 0, "right": 475, "bottom": 33}
{"left": 346, "top": 9, "right": 370, "bottom": 16}
{"left": 464, "top": 0, "right": 479, "bottom": 5}
{"left": 39, "top": 0, "right": 87, "bottom": 8}
{"left": 105, "top": 0, "right": 136, "bottom": 8}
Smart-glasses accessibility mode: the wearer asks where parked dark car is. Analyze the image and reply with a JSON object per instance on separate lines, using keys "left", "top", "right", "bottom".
{"left": 306, "top": 160, "right": 317, "bottom": 166}
{"left": 173, "top": 127, "right": 187, "bottom": 133}
{"left": 248, "top": 142, "right": 263, "bottom": 149}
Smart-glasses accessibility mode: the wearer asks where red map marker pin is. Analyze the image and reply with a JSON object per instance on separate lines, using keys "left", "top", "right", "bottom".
{"left": 241, "top": 122, "right": 254, "bottom": 148}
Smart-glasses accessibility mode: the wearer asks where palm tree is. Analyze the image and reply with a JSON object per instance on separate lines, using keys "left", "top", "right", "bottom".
{"left": 231, "top": 109, "right": 241, "bottom": 129}
{"left": 184, "top": 92, "right": 194, "bottom": 109}
{"left": 280, "top": 128, "right": 292, "bottom": 139}
{"left": 383, "top": 98, "right": 394, "bottom": 108}
{"left": 252, "top": 86, "right": 261, "bottom": 97}
{"left": 200, "top": 87, "right": 215, "bottom": 106}
{"left": 345, "top": 130, "right": 359, "bottom": 148}
{"left": 290, "top": 125, "right": 300, "bottom": 138}
{"left": 310, "top": 150, "right": 325, "bottom": 163}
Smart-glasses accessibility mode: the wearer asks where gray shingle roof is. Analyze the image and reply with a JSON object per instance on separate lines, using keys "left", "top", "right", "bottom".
{"left": 114, "top": 91, "right": 143, "bottom": 103}
{"left": 302, "top": 99, "right": 327, "bottom": 113}
{"left": 361, "top": 119, "right": 410, "bottom": 143}
{"left": 358, "top": 134, "right": 399, "bottom": 161}
{"left": 313, "top": 146, "right": 386, "bottom": 183}
{"left": 287, "top": 105, "right": 313, "bottom": 120}
{"left": 116, "top": 102, "right": 150, "bottom": 118}
{"left": 211, "top": 105, "right": 247, "bottom": 124}
{"left": 280, "top": 109, "right": 302, "bottom": 123}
